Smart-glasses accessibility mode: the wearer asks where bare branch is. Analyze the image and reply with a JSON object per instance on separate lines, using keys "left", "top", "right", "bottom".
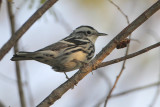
{"left": 103, "top": 39, "right": 158, "bottom": 106}
{"left": 111, "top": 81, "right": 160, "bottom": 98}
{"left": 108, "top": 0, "right": 130, "bottom": 24}
{"left": 37, "top": 1, "right": 160, "bottom": 107}
{"left": 104, "top": 1, "right": 131, "bottom": 106}
{"left": 150, "top": 50, "right": 160, "bottom": 107}
{"left": 97, "top": 42, "right": 160, "bottom": 68}
{"left": 0, "top": 101, "right": 5, "bottom": 107}
{"left": 0, "top": 0, "right": 58, "bottom": 60}
{"left": 7, "top": 1, "right": 26, "bottom": 107}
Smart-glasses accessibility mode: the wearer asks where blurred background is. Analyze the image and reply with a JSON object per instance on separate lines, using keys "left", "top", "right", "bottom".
{"left": 0, "top": 0, "right": 160, "bottom": 107}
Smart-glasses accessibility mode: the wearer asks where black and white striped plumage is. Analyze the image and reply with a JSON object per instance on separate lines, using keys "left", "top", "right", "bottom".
{"left": 11, "top": 26, "right": 107, "bottom": 72}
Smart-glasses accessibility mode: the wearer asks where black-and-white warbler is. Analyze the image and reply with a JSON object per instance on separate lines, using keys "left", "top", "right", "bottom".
{"left": 11, "top": 26, "right": 107, "bottom": 72}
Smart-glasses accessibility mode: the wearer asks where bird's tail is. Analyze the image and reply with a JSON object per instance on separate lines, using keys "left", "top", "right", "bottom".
{"left": 11, "top": 52, "right": 35, "bottom": 61}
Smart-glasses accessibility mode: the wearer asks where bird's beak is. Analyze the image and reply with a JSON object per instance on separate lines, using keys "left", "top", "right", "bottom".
{"left": 97, "top": 32, "right": 108, "bottom": 36}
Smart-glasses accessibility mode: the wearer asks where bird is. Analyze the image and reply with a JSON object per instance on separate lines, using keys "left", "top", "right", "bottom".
{"left": 11, "top": 25, "right": 107, "bottom": 73}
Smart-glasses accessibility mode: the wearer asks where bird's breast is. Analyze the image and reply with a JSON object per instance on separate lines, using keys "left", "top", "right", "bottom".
{"left": 70, "top": 51, "right": 87, "bottom": 61}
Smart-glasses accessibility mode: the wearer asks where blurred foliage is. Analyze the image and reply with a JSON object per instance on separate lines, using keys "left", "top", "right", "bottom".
{"left": 29, "top": 0, "right": 46, "bottom": 8}
{"left": 77, "top": 0, "right": 106, "bottom": 8}
{"left": 40, "top": 0, "right": 46, "bottom": 4}
{"left": 29, "top": 0, "right": 35, "bottom": 8}
{"left": 8, "top": 0, "right": 13, "bottom": 2}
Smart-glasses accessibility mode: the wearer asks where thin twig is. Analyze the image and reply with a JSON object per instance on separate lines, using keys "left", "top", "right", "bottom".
{"left": 150, "top": 86, "right": 160, "bottom": 107}
{"left": 149, "top": 48, "right": 160, "bottom": 107}
{"left": 0, "top": 72, "right": 17, "bottom": 84}
{"left": 7, "top": 1, "right": 26, "bottom": 107}
{"left": 108, "top": 0, "right": 130, "bottom": 24}
{"left": 149, "top": 35, "right": 160, "bottom": 107}
{"left": 94, "top": 70, "right": 112, "bottom": 107}
{"left": 111, "top": 81, "right": 160, "bottom": 98}
{"left": 0, "top": 0, "right": 58, "bottom": 60}
{"left": 104, "top": 1, "right": 130, "bottom": 106}
{"left": 97, "top": 42, "right": 160, "bottom": 68}
{"left": 23, "top": 65, "right": 34, "bottom": 107}
{"left": 37, "top": 1, "right": 160, "bottom": 107}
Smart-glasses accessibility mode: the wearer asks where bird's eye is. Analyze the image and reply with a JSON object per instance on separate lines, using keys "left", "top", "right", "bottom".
{"left": 86, "top": 31, "right": 91, "bottom": 35}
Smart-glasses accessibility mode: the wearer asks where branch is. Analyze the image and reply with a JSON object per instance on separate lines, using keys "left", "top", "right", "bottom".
{"left": 97, "top": 42, "right": 160, "bottom": 68}
{"left": 0, "top": 101, "right": 5, "bottom": 107}
{"left": 7, "top": 1, "right": 26, "bottom": 107}
{"left": 104, "top": 1, "right": 131, "bottom": 106}
{"left": 108, "top": 0, "right": 130, "bottom": 24}
{"left": 150, "top": 50, "right": 160, "bottom": 107}
{"left": 150, "top": 84, "right": 160, "bottom": 107}
{"left": 111, "top": 81, "right": 160, "bottom": 98}
{"left": 37, "top": 1, "right": 160, "bottom": 107}
{"left": 0, "top": 0, "right": 58, "bottom": 60}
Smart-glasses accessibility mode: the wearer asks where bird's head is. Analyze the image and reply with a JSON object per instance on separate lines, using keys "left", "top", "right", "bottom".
{"left": 73, "top": 25, "right": 107, "bottom": 43}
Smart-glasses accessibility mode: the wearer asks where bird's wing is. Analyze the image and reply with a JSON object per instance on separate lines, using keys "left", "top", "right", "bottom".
{"left": 36, "top": 40, "right": 75, "bottom": 51}
{"left": 32, "top": 41, "right": 75, "bottom": 58}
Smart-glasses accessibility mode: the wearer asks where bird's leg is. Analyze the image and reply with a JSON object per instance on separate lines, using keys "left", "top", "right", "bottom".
{"left": 64, "top": 72, "right": 69, "bottom": 80}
